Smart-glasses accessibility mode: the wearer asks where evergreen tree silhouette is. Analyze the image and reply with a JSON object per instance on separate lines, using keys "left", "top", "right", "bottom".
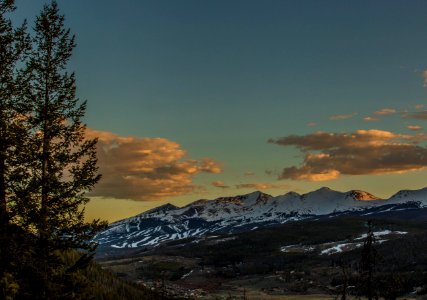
{"left": 0, "top": 1, "right": 31, "bottom": 297}
{"left": 11, "top": 1, "right": 107, "bottom": 298}
{"left": 360, "top": 220, "right": 378, "bottom": 300}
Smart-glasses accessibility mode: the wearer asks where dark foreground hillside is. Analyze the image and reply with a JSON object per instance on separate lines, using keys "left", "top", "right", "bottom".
{"left": 97, "top": 215, "right": 427, "bottom": 298}
{"left": 62, "top": 251, "right": 177, "bottom": 300}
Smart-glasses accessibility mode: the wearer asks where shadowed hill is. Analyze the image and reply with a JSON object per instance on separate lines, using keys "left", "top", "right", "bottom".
{"left": 61, "top": 251, "right": 179, "bottom": 300}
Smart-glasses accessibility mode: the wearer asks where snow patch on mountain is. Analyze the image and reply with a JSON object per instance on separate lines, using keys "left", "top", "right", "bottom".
{"left": 280, "top": 230, "right": 408, "bottom": 256}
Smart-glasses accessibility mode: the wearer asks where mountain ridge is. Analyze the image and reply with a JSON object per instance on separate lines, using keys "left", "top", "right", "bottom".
{"left": 93, "top": 186, "right": 427, "bottom": 252}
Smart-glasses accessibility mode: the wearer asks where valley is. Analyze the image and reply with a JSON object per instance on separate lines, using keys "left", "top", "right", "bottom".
{"left": 93, "top": 187, "right": 427, "bottom": 298}
{"left": 96, "top": 214, "right": 427, "bottom": 298}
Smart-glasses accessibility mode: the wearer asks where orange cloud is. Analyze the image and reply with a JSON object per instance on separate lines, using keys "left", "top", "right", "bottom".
{"left": 329, "top": 113, "right": 357, "bottom": 121}
{"left": 269, "top": 129, "right": 427, "bottom": 181}
{"left": 306, "top": 122, "right": 317, "bottom": 127}
{"left": 423, "top": 70, "right": 427, "bottom": 87}
{"left": 374, "top": 108, "right": 396, "bottom": 116}
{"left": 87, "top": 129, "right": 222, "bottom": 200}
{"left": 415, "top": 104, "right": 424, "bottom": 110}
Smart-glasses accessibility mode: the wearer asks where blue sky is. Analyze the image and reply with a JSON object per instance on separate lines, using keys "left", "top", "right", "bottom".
{"left": 13, "top": 1, "right": 427, "bottom": 221}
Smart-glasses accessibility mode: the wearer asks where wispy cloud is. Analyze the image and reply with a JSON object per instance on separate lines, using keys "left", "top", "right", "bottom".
{"left": 363, "top": 108, "right": 396, "bottom": 122}
{"left": 415, "top": 104, "right": 424, "bottom": 110}
{"left": 244, "top": 171, "right": 255, "bottom": 176}
{"left": 374, "top": 108, "right": 396, "bottom": 116}
{"left": 306, "top": 122, "right": 318, "bottom": 127}
{"left": 87, "top": 129, "right": 222, "bottom": 200}
{"left": 363, "top": 116, "right": 379, "bottom": 122}
{"left": 407, "top": 125, "right": 423, "bottom": 131}
{"left": 212, "top": 179, "right": 288, "bottom": 190}
{"left": 212, "top": 181, "right": 230, "bottom": 189}
{"left": 402, "top": 110, "right": 427, "bottom": 121}
{"left": 329, "top": 112, "right": 357, "bottom": 121}
{"left": 269, "top": 129, "right": 427, "bottom": 181}
{"left": 235, "top": 183, "right": 288, "bottom": 190}
{"left": 423, "top": 70, "right": 427, "bottom": 87}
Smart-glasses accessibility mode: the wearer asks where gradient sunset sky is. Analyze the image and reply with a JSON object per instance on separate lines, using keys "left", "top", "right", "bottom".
{"left": 14, "top": 0, "right": 427, "bottom": 222}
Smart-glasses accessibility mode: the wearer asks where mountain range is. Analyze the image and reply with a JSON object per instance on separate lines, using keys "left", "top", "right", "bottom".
{"left": 93, "top": 186, "right": 427, "bottom": 252}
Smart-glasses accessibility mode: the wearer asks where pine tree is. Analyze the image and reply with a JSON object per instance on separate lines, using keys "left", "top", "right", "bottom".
{"left": 0, "top": 0, "right": 30, "bottom": 225}
{"left": 0, "top": 1, "right": 31, "bottom": 297}
{"left": 359, "top": 221, "right": 378, "bottom": 300}
{"left": 14, "top": 1, "right": 106, "bottom": 298}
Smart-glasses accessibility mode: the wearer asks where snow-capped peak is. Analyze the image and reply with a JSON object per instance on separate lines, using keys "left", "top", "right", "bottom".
{"left": 302, "top": 187, "right": 341, "bottom": 198}
{"left": 144, "top": 203, "right": 178, "bottom": 215}
{"left": 387, "top": 187, "right": 427, "bottom": 205}
{"left": 283, "top": 191, "right": 301, "bottom": 198}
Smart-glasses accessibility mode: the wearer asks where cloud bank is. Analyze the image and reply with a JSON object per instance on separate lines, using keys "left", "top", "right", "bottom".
{"left": 269, "top": 129, "right": 427, "bottom": 181}
{"left": 87, "top": 129, "right": 221, "bottom": 200}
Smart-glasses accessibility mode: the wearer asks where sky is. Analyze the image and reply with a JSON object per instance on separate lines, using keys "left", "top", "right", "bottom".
{"left": 12, "top": 0, "right": 427, "bottom": 222}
